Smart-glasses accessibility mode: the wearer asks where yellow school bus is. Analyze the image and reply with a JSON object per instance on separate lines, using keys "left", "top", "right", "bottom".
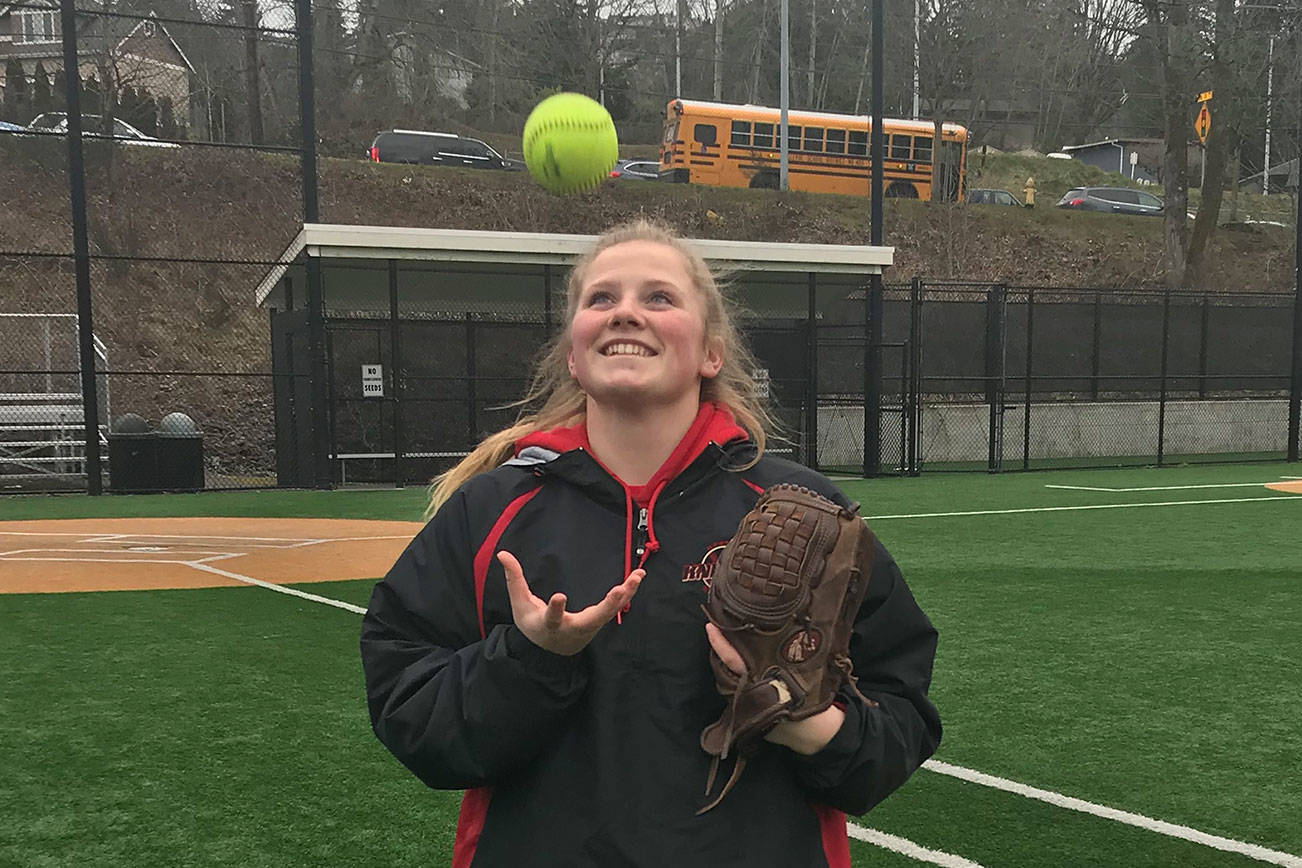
{"left": 660, "top": 99, "right": 968, "bottom": 201}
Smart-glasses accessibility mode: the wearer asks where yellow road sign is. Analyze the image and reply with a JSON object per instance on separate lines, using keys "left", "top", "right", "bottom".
{"left": 1195, "top": 104, "right": 1211, "bottom": 143}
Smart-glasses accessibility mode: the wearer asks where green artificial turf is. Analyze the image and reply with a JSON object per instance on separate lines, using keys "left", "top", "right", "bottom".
{"left": 1, "top": 461, "right": 1299, "bottom": 866}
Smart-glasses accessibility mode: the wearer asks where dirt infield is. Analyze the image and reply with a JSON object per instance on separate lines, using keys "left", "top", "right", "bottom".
{"left": 0, "top": 517, "right": 423, "bottom": 594}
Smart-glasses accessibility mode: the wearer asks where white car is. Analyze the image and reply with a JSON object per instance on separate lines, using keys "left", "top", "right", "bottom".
{"left": 26, "top": 112, "right": 179, "bottom": 148}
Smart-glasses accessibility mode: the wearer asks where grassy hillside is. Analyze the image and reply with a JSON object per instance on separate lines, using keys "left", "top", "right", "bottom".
{"left": 0, "top": 133, "right": 1294, "bottom": 292}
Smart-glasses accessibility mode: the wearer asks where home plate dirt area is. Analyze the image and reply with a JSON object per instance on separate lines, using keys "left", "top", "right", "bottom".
{"left": 0, "top": 518, "right": 424, "bottom": 594}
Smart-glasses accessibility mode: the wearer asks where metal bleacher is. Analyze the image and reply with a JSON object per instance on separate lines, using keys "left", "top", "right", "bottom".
{"left": 0, "top": 315, "right": 110, "bottom": 488}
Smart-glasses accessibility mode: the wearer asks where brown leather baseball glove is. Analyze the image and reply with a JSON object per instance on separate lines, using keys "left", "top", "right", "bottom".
{"left": 698, "top": 483, "right": 876, "bottom": 813}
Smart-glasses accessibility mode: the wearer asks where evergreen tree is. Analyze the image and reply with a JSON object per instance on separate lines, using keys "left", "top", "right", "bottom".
{"left": 158, "top": 95, "right": 177, "bottom": 138}
{"left": 139, "top": 94, "right": 159, "bottom": 136}
{"left": 32, "top": 61, "right": 53, "bottom": 116}
{"left": 52, "top": 68, "right": 68, "bottom": 112}
{"left": 4, "top": 59, "right": 29, "bottom": 122}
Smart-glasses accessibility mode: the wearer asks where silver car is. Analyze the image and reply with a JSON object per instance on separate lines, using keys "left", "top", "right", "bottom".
{"left": 26, "top": 112, "right": 179, "bottom": 148}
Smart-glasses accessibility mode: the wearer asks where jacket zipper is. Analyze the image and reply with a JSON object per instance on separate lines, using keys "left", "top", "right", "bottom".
{"left": 634, "top": 507, "right": 649, "bottom": 559}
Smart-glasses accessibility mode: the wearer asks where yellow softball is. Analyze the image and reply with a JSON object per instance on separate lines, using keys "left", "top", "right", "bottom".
{"left": 522, "top": 92, "right": 620, "bottom": 195}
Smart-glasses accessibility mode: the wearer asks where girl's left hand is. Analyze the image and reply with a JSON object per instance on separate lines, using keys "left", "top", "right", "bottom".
{"left": 704, "top": 622, "right": 846, "bottom": 756}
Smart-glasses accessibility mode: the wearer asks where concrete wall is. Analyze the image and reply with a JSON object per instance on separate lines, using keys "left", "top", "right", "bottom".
{"left": 818, "top": 399, "right": 1290, "bottom": 467}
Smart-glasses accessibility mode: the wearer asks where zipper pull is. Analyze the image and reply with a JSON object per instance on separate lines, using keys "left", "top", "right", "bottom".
{"left": 634, "top": 507, "right": 648, "bottom": 557}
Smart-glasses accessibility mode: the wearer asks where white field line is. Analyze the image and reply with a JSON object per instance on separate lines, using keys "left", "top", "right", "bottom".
{"left": 864, "top": 494, "right": 1300, "bottom": 521}
{"left": 186, "top": 562, "right": 366, "bottom": 614}
{"left": 924, "top": 761, "right": 1302, "bottom": 868}
{"left": 0, "top": 548, "right": 240, "bottom": 557}
{"left": 846, "top": 824, "right": 985, "bottom": 867}
{"left": 1045, "top": 482, "right": 1288, "bottom": 492}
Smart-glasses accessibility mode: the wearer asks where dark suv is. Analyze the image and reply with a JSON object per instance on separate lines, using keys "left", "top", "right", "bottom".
{"left": 1056, "top": 186, "right": 1163, "bottom": 217}
{"left": 367, "top": 129, "right": 522, "bottom": 170}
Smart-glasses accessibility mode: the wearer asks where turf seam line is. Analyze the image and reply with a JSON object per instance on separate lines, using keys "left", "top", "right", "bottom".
{"left": 865, "top": 494, "right": 1301, "bottom": 520}
{"left": 924, "top": 760, "right": 1302, "bottom": 867}
{"left": 845, "top": 824, "right": 985, "bottom": 867}
{"left": 186, "top": 562, "right": 367, "bottom": 614}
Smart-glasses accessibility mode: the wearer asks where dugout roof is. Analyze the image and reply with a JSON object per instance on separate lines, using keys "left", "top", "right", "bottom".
{"left": 255, "top": 224, "right": 893, "bottom": 311}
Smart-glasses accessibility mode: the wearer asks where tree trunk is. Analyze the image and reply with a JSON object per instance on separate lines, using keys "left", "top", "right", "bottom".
{"left": 241, "top": 0, "right": 264, "bottom": 145}
{"left": 1158, "top": 2, "right": 1189, "bottom": 289}
{"left": 807, "top": 0, "right": 816, "bottom": 106}
{"left": 1187, "top": 0, "right": 1237, "bottom": 280}
{"left": 714, "top": 0, "right": 724, "bottom": 100}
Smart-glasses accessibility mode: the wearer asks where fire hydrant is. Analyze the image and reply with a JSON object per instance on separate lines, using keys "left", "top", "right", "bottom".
{"left": 1024, "top": 177, "right": 1036, "bottom": 208}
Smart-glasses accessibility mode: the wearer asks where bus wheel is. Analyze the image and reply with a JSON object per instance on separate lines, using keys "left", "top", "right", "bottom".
{"left": 885, "top": 182, "right": 919, "bottom": 198}
{"left": 749, "top": 172, "right": 779, "bottom": 190}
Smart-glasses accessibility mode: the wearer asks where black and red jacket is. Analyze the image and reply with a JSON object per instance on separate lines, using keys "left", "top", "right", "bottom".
{"left": 361, "top": 404, "right": 941, "bottom": 868}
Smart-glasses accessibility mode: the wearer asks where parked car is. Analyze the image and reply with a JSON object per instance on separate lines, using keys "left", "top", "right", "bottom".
{"left": 26, "top": 112, "right": 178, "bottom": 148}
{"left": 609, "top": 159, "right": 661, "bottom": 181}
{"left": 967, "top": 188, "right": 1021, "bottom": 206}
{"left": 1056, "top": 186, "right": 1163, "bottom": 217}
{"left": 367, "top": 129, "right": 523, "bottom": 171}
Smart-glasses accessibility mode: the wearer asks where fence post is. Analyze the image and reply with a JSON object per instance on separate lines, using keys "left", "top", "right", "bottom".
{"left": 1157, "top": 285, "right": 1172, "bottom": 466}
{"left": 985, "top": 284, "right": 1007, "bottom": 472}
{"left": 59, "top": 0, "right": 102, "bottom": 494}
{"left": 863, "top": 275, "right": 883, "bottom": 478}
{"left": 1291, "top": 187, "right": 1302, "bottom": 460}
{"left": 543, "top": 264, "right": 554, "bottom": 336}
{"left": 466, "top": 314, "right": 477, "bottom": 448}
{"left": 1091, "top": 291, "right": 1102, "bottom": 401}
{"left": 1019, "top": 288, "right": 1032, "bottom": 470}
{"left": 806, "top": 272, "right": 818, "bottom": 471}
{"left": 1198, "top": 295, "right": 1210, "bottom": 399}
{"left": 389, "top": 260, "right": 404, "bottom": 487}
{"left": 909, "top": 277, "right": 922, "bottom": 475}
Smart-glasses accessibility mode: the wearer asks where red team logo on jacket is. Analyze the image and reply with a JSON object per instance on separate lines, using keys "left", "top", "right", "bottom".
{"left": 682, "top": 541, "right": 730, "bottom": 590}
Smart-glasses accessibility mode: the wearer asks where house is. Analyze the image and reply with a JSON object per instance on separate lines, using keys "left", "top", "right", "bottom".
{"left": 1059, "top": 138, "right": 1161, "bottom": 184}
{"left": 0, "top": 1, "right": 194, "bottom": 126}
{"left": 1238, "top": 158, "right": 1296, "bottom": 195}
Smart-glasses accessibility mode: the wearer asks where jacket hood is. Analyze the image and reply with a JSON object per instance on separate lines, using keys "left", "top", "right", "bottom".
{"left": 514, "top": 402, "right": 748, "bottom": 504}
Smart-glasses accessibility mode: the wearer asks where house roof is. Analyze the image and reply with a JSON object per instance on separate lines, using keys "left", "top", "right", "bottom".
{"left": 1060, "top": 138, "right": 1162, "bottom": 152}
{"left": 255, "top": 224, "right": 894, "bottom": 308}
{"left": 1238, "top": 158, "right": 1296, "bottom": 184}
{"left": 0, "top": 6, "right": 194, "bottom": 73}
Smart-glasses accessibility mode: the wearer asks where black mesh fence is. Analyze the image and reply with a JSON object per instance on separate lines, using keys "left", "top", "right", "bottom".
{"left": 0, "top": 1, "right": 1298, "bottom": 492}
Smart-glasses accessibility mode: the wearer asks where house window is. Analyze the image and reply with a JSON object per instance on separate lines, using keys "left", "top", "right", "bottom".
{"left": 19, "top": 10, "right": 58, "bottom": 43}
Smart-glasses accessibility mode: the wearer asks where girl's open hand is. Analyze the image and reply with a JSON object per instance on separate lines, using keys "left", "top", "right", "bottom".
{"left": 498, "top": 550, "right": 643, "bottom": 656}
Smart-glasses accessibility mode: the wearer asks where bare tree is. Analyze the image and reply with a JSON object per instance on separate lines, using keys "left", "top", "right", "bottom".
{"left": 1138, "top": 0, "right": 1197, "bottom": 288}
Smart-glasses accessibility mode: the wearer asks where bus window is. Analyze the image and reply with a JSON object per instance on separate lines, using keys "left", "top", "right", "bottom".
{"left": 913, "top": 135, "right": 933, "bottom": 164}
{"left": 848, "top": 130, "right": 867, "bottom": 156}
{"left": 731, "top": 121, "right": 751, "bottom": 147}
{"left": 890, "top": 135, "right": 912, "bottom": 160}
{"left": 694, "top": 124, "right": 718, "bottom": 146}
{"left": 804, "top": 127, "right": 824, "bottom": 152}
{"left": 753, "top": 123, "right": 774, "bottom": 148}
{"left": 786, "top": 125, "right": 802, "bottom": 151}
{"left": 826, "top": 129, "right": 846, "bottom": 154}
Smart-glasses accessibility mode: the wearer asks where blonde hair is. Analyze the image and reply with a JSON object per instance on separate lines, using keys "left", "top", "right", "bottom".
{"left": 427, "top": 219, "right": 774, "bottom": 516}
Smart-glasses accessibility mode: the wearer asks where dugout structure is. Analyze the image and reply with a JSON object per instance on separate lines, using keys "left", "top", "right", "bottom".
{"left": 256, "top": 224, "right": 893, "bottom": 487}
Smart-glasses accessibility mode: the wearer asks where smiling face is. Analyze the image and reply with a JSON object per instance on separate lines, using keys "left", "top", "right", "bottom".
{"left": 567, "top": 240, "right": 723, "bottom": 412}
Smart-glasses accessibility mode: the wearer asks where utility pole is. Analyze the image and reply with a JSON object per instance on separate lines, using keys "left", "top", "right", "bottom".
{"left": 675, "top": 0, "right": 683, "bottom": 97}
{"left": 780, "top": 0, "right": 789, "bottom": 189}
{"left": 912, "top": 0, "right": 921, "bottom": 119}
{"left": 1264, "top": 34, "right": 1273, "bottom": 194}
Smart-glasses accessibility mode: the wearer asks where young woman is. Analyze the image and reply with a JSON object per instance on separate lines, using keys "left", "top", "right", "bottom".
{"left": 361, "top": 220, "right": 941, "bottom": 868}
